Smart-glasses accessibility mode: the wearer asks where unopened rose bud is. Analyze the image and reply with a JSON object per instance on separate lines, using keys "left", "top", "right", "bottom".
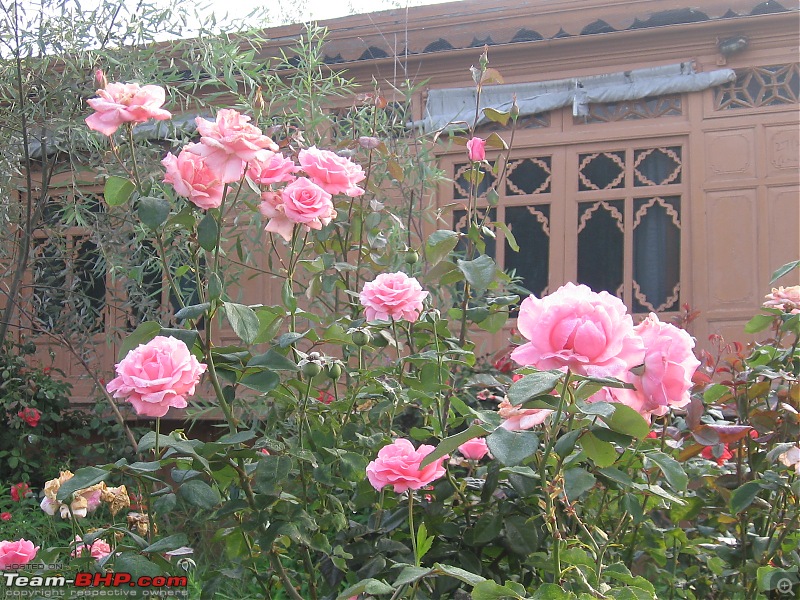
{"left": 94, "top": 69, "right": 107, "bottom": 89}
{"left": 358, "top": 136, "right": 381, "bottom": 150}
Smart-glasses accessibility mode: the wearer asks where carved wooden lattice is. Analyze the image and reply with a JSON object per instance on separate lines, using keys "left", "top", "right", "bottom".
{"left": 580, "top": 95, "right": 682, "bottom": 123}
{"left": 453, "top": 163, "right": 496, "bottom": 199}
{"left": 578, "top": 151, "right": 626, "bottom": 190}
{"left": 715, "top": 63, "right": 800, "bottom": 110}
{"left": 506, "top": 157, "right": 552, "bottom": 195}
{"left": 479, "top": 112, "right": 550, "bottom": 132}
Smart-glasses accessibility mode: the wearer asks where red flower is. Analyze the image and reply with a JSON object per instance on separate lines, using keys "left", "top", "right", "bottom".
{"left": 317, "top": 391, "right": 335, "bottom": 405}
{"left": 17, "top": 408, "right": 41, "bottom": 427}
{"left": 0, "top": 513, "right": 11, "bottom": 521}
{"left": 10, "top": 483, "right": 30, "bottom": 502}
{"left": 702, "top": 444, "right": 733, "bottom": 466}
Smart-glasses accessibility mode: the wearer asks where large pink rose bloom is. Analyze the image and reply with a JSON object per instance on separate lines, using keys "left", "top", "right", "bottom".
{"left": 360, "top": 272, "right": 428, "bottom": 323}
{"left": 366, "top": 438, "right": 448, "bottom": 493}
{"left": 0, "top": 539, "right": 39, "bottom": 570}
{"left": 458, "top": 437, "right": 489, "bottom": 460}
{"left": 298, "top": 146, "right": 366, "bottom": 197}
{"left": 106, "top": 336, "right": 207, "bottom": 418}
{"left": 190, "top": 109, "right": 278, "bottom": 183}
{"left": 498, "top": 398, "right": 553, "bottom": 430}
{"left": 85, "top": 82, "right": 171, "bottom": 136}
{"left": 511, "top": 283, "right": 644, "bottom": 378}
{"left": 247, "top": 152, "right": 298, "bottom": 185}
{"left": 260, "top": 178, "right": 336, "bottom": 242}
{"left": 162, "top": 145, "right": 225, "bottom": 210}
{"left": 628, "top": 313, "right": 700, "bottom": 416}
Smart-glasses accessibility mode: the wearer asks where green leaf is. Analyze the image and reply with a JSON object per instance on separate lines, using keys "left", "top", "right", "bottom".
{"left": 153, "top": 493, "right": 176, "bottom": 514}
{"left": 493, "top": 221, "right": 519, "bottom": 252}
{"left": 239, "top": 370, "right": 280, "bottom": 393}
{"left": 471, "top": 580, "right": 525, "bottom": 600}
{"left": 509, "top": 370, "right": 563, "bottom": 406}
{"left": 222, "top": 302, "right": 260, "bottom": 345}
{"left": 142, "top": 534, "right": 189, "bottom": 554}
{"left": 138, "top": 196, "right": 171, "bottom": 230}
{"left": 643, "top": 450, "right": 688, "bottom": 492}
{"left": 563, "top": 468, "right": 596, "bottom": 501}
{"left": 425, "top": 230, "right": 460, "bottom": 267}
{"left": 174, "top": 302, "right": 211, "bottom": 321}
{"left": 531, "top": 584, "right": 576, "bottom": 599}
{"left": 602, "top": 403, "right": 650, "bottom": 439}
{"left": 483, "top": 107, "right": 511, "bottom": 126}
{"left": 113, "top": 553, "right": 162, "bottom": 579}
{"left": 56, "top": 467, "right": 109, "bottom": 502}
{"left": 703, "top": 383, "right": 731, "bottom": 404}
{"left": 470, "top": 512, "right": 503, "bottom": 544}
{"left": 486, "top": 427, "right": 539, "bottom": 466}
{"left": 197, "top": 212, "right": 218, "bottom": 251}
{"left": 580, "top": 432, "right": 618, "bottom": 468}
{"left": 178, "top": 479, "right": 221, "bottom": 510}
{"left": 393, "top": 565, "right": 432, "bottom": 586}
{"left": 247, "top": 349, "right": 298, "bottom": 371}
{"left": 104, "top": 176, "right": 135, "bottom": 207}
{"left": 420, "top": 424, "right": 489, "bottom": 467}
{"left": 745, "top": 313, "right": 775, "bottom": 334}
{"left": 771, "top": 259, "right": 800, "bottom": 284}
{"left": 730, "top": 480, "right": 763, "bottom": 514}
{"left": 432, "top": 563, "right": 486, "bottom": 585}
{"left": 118, "top": 321, "right": 161, "bottom": 361}
{"left": 416, "top": 523, "right": 434, "bottom": 562}
{"left": 457, "top": 254, "right": 497, "bottom": 291}
{"left": 337, "top": 580, "right": 394, "bottom": 600}
{"left": 253, "top": 455, "right": 293, "bottom": 496}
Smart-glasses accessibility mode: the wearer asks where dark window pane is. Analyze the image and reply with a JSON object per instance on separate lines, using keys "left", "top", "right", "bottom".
{"left": 633, "top": 197, "right": 681, "bottom": 312}
{"left": 634, "top": 146, "right": 682, "bottom": 186}
{"left": 32, "top": 238, "right": 67, "bottom": 328}
{"left": 506, "top": 157, "right": 552, "bottom": 195}
{"left": 577, "top": 200, "right": 624, "bottom": 297}
{"left": 505, "top": 205, "right": 550, "bottom": 297}
{"left": 453, "top": 208, "right": 496, "bottom": 259}
{"left": 578, "top": 151, "right": 625, "bottom": 190}
{"left": 73, "top": 239, "right": 106, "bottom": 332}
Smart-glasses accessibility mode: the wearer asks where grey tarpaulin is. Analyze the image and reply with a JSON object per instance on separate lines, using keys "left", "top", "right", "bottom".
{"left": 416, "top": 62, "right": 735, "bottom": 132}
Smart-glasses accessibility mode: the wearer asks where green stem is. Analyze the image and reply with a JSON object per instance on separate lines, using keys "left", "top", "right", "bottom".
{"left": 408, "top": 490, "right": 418, "bottom": 567}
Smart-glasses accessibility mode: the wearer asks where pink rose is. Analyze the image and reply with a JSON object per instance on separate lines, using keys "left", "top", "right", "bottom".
{"left": 247, "top": 152, "right": 298, "bottom": 185}
{"left": 498, "top": 397, "right": 553, "bottom": 430}
{"left": 17, "top": 407, "right": 41, "bottom": 427}
{"left": 458, "top": 437, "right": 489, "bottom": 460}
{"left": 466, "top": 137, "right": 486, "bottom": 162}
{"left": 359, "top": 272, "right": 428, "bottom": 323}
{"left": 511, "top": 283, "right": 644, "bottom": 379}
{"left": 763, "top": 285, "right": 800, "bottom": 314}
{"left": 71, "top": 535, "right": 112, "bottom": 561}
{"left": 260, "top": 178, "right": 336, "bottom": 242}
{"left": 106, "top": 336, "right": 207, "bottom": 418}
{"left": 162, "top": 146, "right": 225, "bottom": 210}
{"left": 626, "top": 313, "right": 700, "bottom": 417}
{"left": 298, "top": 146, "right": 366, "bottom": 197}
{"left": 0, "top": 513, "right": 10, "bottom": 522}
{"left": 366, "top": 438, "right": 448, "bottom": 493}
{"left": 85, "top": 82, "right": 171, "bottom": 136}
{"left": 0, "top": 539, "right": 39, "bottom": 570}
{"left": 190, "top": 109, "right": 278, "bottom": 183}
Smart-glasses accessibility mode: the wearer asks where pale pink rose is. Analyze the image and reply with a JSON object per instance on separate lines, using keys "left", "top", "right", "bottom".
{"left": 366, "top": 438, "right": 448, "bottom": 493}
{"left": 511, "top": 283, "right": 645, "bottom": 379}
{"left": 298, "top": 146, "right": 366, "bottom": 197}
{"left": 466, "top": 137, "right": 486, "bottom": 162}
{"left": 190, "top": 110, "right": 278, "bottom": 183}
{"left": 498, "top": 397, "right": 553, "bottom": 430}
{"left": 0, "top": 539, "right": 39, "bottom": 570}
{"left": 458, "top": 437, "right": 489, "bottom": 460}
{"left": 281, "top": 177, "right": 336, "bottom": 229}
{"left": 71, "top": 535, "right": 112, "bottom": 561}
{"left": 779, "top": 445, "right": 800, "bottom": 475}
{"left": 763, "top": 286, "right": 800, "bottom": 314}
{"left": 625, "top": 313, "right": 700, "bottom": 417}
{"left": 106, "top": 336, "right": 207, "bottom": 418}
{"left": 360, "top": 272, "right": 428, "bottom": 323}
{"left": 247, "top": 152, "right": 298, "bottom": 185}
{"left": 85, "top": 82, "right": 171, "bottom": 136}
{"left": 162, "top": 145, "right": 225, "bottom": 210}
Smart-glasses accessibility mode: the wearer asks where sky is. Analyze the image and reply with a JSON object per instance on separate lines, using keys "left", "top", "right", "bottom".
{"left": 211, "top": 0, "right": 455, "bottom": 24}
